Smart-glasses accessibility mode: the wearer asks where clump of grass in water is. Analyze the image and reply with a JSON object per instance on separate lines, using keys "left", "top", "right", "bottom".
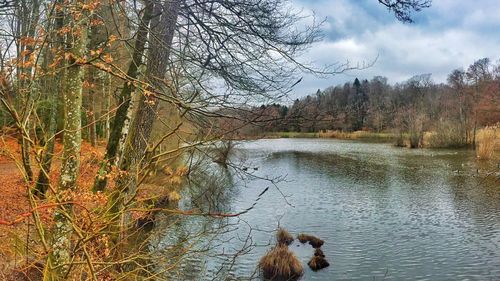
{"left": 307, "top": 255, "right": 330, "bottom": 271}
{"left": 276, "top": 228, "right": 294, "bottom": 246}
{"left": 258, "top": 244, "right": 303, "bottom": 281}
{"left": 296, "top": 233, "right": 324, "bottom": 248}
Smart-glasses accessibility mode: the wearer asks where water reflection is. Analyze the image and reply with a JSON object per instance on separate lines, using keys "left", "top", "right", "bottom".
{"left": 153, "top": 139, "right": 500, "bottom": 280}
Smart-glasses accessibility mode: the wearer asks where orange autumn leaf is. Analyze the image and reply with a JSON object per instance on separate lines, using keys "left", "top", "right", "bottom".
{"left": 102, "top": 53, "right": 113, "bottom": 63}
{"left": 108, "top": 35, "right": 118, "bottom": 43}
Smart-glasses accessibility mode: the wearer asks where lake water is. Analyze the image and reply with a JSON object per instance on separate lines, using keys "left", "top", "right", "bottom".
{"left": 154, "top": 138, "right": 500, "bottom": 280}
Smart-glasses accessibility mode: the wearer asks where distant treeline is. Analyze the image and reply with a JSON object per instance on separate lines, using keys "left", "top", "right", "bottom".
{"left": 219, "top": 58, "right": 499, "bottom": 148}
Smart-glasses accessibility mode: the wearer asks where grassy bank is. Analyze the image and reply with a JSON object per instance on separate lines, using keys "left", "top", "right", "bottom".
{"left": 264, "top": 131, "right": 319, "bottom": 138}
{"left": 262, "top": 127, "right": 499, "bottom": 160}
{"left": 318, "top": 130, "right": 394, "bottom": 141}
{"left": 263, "top": 130, "right": 395, "bottom": 141}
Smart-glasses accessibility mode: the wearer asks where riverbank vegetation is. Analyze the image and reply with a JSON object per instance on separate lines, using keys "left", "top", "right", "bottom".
{"left": 219, "top": 59, "right": 499, "bottom": 151}
{"left": 262, "top": 126, "right": 500, "bottom": 160}
{"left": 476, "top": 126, "right": 500, "bottom": 160}
{"left": 265, "top": 130, "right": 395, "bottom": 141}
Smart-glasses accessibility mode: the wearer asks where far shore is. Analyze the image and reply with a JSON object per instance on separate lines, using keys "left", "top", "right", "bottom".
{"left": 261, "top": 130, "right": 395, "bottom": 141}
{"left": 232, "top": 128, "right": 499, "bottom": 159}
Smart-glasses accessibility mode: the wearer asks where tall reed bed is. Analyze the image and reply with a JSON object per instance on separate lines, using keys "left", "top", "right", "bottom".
{"left": 476, "top": 125, "right": 500, "bottom": 160}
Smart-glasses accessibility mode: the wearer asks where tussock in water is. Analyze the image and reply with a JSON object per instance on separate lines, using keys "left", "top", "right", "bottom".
{"left": 276, "top": 228, "right": 294, "bottom": 246}
{"left": 297, "top": 233, "right": 309, "bottom": 243}
{"left": 308, "top": 255, "right": 330, "bottom": 271}
{"left": 314, "top": 248, "right": 325, "bottom": 258}
{"left": 309, "top": 236, "right": 324, "bottom": 248}
{"left": 297, "top": 233, "right": 324, "bottom": 248}
{"left": 258, "top": 245, "right": 303, "bottom": 281}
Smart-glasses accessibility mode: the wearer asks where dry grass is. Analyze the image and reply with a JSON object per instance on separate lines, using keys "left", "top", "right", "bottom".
{"left": 318, "top": 130, "right": 351, "bottom": 139}
{"left": 297, "top": 233, "right": 309, "bottom": 243}
{"left": 296, "top": 233, "right": 324, "bottom": 248}
{"left": 274, "top": 132, "right": 318, "bottom": 138}
{"left": 259, "top": 245, "right": 303, "bottom": 281}
{"left": 476, "top": 125, "right": 500, "bottom": 160}
{"left": 276, "top": 228, "right": 294, "bottom": 246}
{"left": 318, "top": 130, "right": 393, "bottom": 141}
{"left": 314, "top": 248, "right": 325, "bottom": 258}
{"left": 307, "top": 255, "right": 330, "bottom": 271}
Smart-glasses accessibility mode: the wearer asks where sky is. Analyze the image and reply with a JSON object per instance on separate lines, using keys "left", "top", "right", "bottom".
{"left": 288, "top": 0, "right": 500, "bottom": 98}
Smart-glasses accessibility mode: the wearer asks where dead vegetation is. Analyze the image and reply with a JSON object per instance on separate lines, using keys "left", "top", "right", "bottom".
{"left": 314, "top": 248, "right": 325, "bottom": 258}
{"left": 297, "top": 233, "right": 330, "bottom": 271}
{"left": 476, "top": 125, "right": 499, "bottom": 160}
{"left": 296, "top": 233, "right": 324, "bottom": 248}
{"left": 307, "top": 255, "right": 330, "bottom": 271}
{"left": 258, "top": 245, "right": 303, "bottom": 281}
{"left": 276, "top": 228, "right": 294, "bottom": 246}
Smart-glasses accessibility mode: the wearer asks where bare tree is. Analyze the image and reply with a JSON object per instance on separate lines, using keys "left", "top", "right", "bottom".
{"left": 466, "top": 58, "right": 492, "bottom": 147}
{"left": 378, "top": 0, "right": 431, "bottom": 23}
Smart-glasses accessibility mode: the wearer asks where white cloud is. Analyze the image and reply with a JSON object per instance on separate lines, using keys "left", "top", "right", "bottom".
{"left": 288, "top": 0, "right": 500, "bottom": 98}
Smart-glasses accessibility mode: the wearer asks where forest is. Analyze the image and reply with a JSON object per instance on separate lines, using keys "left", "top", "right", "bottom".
{"left": 221, "top": 59, "right": 499, "bottom": 149}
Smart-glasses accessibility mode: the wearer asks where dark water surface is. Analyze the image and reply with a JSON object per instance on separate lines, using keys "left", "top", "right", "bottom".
{"left": 155, "top": 138, "right": 500, "bottom": 280}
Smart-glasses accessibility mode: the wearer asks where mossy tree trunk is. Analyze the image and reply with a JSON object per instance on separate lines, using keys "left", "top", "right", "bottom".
{"left": 112, "top": 0, "right": 181, "bottom": 231}
{"left": 88, "top": 77, "right": 97, "bottom": 147}
{"left": 47, "top": 1, "right": 88, "bottom": 277}
{"left": 119, "top": 0, "right": 181, "bottom": 177}
{"left": 93, "top": 0, "right": 154, "bottom": 192}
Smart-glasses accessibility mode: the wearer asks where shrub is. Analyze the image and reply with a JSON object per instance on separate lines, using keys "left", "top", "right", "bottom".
{"left": 425, "top": 121, "right": 466, "bottom": 148}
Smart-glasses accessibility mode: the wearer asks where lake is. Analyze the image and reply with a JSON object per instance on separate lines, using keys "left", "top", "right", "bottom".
{"left": 153, "top": 138, "right": 500, "bottom": 280}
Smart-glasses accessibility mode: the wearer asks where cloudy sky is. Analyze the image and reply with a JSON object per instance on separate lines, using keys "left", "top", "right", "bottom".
{"left": 288, "top": 0, "right": 500, "bottom": 98}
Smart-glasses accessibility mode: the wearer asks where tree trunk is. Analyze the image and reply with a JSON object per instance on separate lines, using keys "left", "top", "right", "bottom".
{"left": 33, "top": 85, "right": 58, "bottom": 197}
{"left": 93, "top": 1, "right": 154, "bottom": 192}
{"left": 33, "top": 3, "right": 65, "bottom": 198}
{"left": 113, "top": 0, "right": 181, "bottom": 230}
{"left": 88, "top": 70, "right": 97, "bottom": 147}
{"left": 15, "top": 0, "right": 41, "bottom": 183}
{"left": 47, "top": 2, "right": 88, "bottom": 276}
{"left": 120, "top": 0, "right": 181, "bottom": 174}
{"left": 103, "top": 73, "right": 111, "bottom": 140}
{"left": 20, "top": 136, "right": 33, "bottom": 181}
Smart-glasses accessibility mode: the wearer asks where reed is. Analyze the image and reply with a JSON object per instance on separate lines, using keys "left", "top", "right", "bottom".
{"left": 476, "top": 125, "right": 499, "bottom": 160}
